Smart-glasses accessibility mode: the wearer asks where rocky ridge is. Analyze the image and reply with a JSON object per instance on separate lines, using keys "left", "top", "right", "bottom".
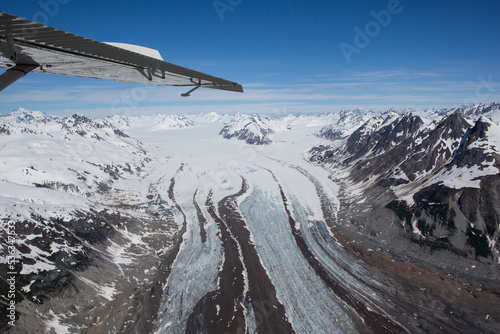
{"left": 219, "top": 114, "right": 276, "bottom": 145}
{"left": 309, "top": 104, "right": 500, "bottom": 263}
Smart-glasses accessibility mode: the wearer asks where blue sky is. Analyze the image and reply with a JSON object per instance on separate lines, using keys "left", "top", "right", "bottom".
{"left": 1, "top": 0, "right": 500, "bottom": 116}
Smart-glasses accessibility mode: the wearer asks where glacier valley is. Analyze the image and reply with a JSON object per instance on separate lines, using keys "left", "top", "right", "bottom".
{"left": 1, "top": 104, "right": 499, "bottom": 333}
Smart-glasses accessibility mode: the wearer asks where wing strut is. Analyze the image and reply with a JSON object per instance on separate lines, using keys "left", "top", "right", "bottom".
{"left": 181, "top": 84, "right": 202, "bottom": 97}
{"left": 0, "top": 64, "right": 38, "bottom": 93}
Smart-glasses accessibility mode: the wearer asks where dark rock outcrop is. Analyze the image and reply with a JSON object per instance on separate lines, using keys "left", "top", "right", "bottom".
{"left": 219, "top": 115, "right": 275, "bottom": 145}
{"left": 310, "top": 112, "right": 500, "bottom": 259}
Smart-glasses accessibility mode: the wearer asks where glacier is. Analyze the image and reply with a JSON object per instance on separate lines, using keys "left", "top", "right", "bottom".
{"left": 1, "top": 104, "right": 499, "bottom": 333}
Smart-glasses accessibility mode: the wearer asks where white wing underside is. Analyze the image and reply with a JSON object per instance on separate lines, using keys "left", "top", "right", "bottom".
{"left": 0, "top": 11, "right": 243, "bottom": 93}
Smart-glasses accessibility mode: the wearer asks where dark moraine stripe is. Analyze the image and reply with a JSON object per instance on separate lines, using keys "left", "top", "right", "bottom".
{"left": 130, "top": 173, "right": 187, "bottom": 333}
{"left": 193, "top": 188, "right": 208, "bottom": 243}
{"left": 278, "top": 184, "right": 406, "bottom": 334}
{"left": 187, "top": 178, "right": 295, "bottom": 334}
{"left": 186, "top": 192, "right": 246, "bottom": 334}
{"left": 218, "top": 178, "right": 294, "bottom": 334}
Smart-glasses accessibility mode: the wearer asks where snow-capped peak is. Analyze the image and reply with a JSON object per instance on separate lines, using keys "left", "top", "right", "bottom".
{"left": 105, "top": 113, "right": 194, "bottom": 130}
{"left": 219, "top": 114, "right": 276, "bottom": 145}
{"left": 1, "top": 107, "right": 55, "bottom": 124}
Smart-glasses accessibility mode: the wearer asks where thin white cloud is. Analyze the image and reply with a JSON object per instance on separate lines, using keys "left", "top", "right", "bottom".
{"left": 343, "top": 70, "right": 445, "bottom": 79}
{"left": 3, "top": 68, "right": 497, "bottom": 117}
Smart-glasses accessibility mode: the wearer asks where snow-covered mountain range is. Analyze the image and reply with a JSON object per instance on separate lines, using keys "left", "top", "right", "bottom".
{"left": 1, "top": 103, "right": 499, "bottom": 333}
{"left": 106, "top": 113, "right": 195, "bottom": 130}
{"left": 310, "top": 109, "right": 500, "bottom": 260}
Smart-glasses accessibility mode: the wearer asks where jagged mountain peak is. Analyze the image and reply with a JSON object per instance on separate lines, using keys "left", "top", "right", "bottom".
{"left": 477, "top": 115, "right": 496, "bottom": 126}
{"left": 190, "top": 111, "right": 226, "bottom": 123}
{"left": 450, "top": 116, "right": 500, "bottom": 170}
{"left": 0, "top": 109, "right": 140, "bottom": 146}
{"left": 340, "top": 108, "right": 381, "bottom": 116}
{"left": 151, "top": 114, "right": 194, "bottom": 130}
{"left": 310, "top": 111, "right": 483, "bottom": 181}
{"left": 219, "top": 114, "right": 275, "bottom": 145}
{"left": 61, "top": 113, "right": 117, "bottom": 134}
{"left": 447, "top": 102, "right": 500, "bottom": 118}
{"left": 65, "top": 113, "right": 95, "bottom": 126}
{"left": 319, "top": 111, "right": 374, "bottom": 140}
{"left": 105, "top": 113, "right": 194, "bottom": 130}
{"left": 2, "top": 107, "right": 55, "bottom": 124}
{"left": 433, "top": 111, "right": 472, "bottom": 139}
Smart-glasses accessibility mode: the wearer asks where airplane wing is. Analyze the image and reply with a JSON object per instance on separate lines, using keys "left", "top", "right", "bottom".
{"left": 0, "top": 11, "right": 243, "bottom": 95}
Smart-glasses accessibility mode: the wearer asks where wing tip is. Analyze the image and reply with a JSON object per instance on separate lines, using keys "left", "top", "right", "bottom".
{"left": 222, "top": 83, "right": 244, "bottom": 93}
